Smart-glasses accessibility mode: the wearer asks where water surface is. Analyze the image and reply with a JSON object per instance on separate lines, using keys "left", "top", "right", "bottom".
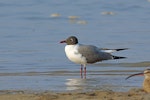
{"left": 0, "top": 0, "right": 150, "bottom": 92}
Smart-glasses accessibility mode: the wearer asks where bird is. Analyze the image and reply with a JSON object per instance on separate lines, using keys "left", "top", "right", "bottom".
{"left": 60, "top": 36, "right": 128, "bottom": 78}
{"left": 126, "top": 69, "right": 150, "bottom": 93}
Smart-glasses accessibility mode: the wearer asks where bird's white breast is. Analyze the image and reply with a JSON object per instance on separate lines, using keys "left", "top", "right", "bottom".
{"left": 65, "top": 44, "right": 87, "bottom": 65}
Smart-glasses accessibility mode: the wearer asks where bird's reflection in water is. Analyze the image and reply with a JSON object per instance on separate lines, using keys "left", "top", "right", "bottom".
{"left": 65, "top": 78, "right": 87, "bottom": 91}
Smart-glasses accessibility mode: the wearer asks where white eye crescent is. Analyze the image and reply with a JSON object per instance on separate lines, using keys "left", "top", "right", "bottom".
{"left": 70, "top": 38, "right": 74, "bottom": 42}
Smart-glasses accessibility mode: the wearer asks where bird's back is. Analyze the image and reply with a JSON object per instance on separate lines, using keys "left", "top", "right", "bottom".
{"left": 78, "top": 44, "right": 113, "bottom": 63}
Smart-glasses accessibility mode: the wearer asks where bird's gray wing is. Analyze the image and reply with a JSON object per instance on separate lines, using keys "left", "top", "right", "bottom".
{"left": 78, "top": 45, "right": 113, "bottom": 63}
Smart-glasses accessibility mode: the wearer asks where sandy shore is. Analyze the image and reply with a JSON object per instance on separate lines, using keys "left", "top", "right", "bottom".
{"left": 0, "top": 89, "right": 150, "bottom": 100}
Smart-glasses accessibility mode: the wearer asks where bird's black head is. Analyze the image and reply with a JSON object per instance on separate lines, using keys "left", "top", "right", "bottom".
{"left": 60, "top": 36, "right": 78, "bottom": 45}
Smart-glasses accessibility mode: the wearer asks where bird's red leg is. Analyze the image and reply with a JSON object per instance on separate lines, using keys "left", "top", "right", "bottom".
{"left": 84, "top": 66, "right": 86, "bottom": 79}
{"left": 80, "top": 65, "right": 83, "bottom": 78}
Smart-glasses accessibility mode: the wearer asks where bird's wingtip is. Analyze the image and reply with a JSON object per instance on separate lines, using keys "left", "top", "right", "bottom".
{"left": 115, "top": 48, "right": 129, "bottom": 51}
{"left": 113, "top": 56, "right": 127, "bottom": 59}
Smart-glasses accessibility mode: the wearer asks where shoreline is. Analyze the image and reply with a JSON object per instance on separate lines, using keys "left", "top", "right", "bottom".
{"left": 0, "top": 89, "right": 150, "bottom": 100}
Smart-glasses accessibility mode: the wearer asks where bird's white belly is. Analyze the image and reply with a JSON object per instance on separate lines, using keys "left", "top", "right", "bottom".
{"left": 65, "top": 45, "right": 87, "bottom": 64}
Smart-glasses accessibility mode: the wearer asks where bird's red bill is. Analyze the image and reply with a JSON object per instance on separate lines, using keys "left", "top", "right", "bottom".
{"left": 60, "top": 40, "right": 66, "bottom": 43}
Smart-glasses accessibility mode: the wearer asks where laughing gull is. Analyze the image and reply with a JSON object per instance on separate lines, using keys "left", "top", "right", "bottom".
{"left": 60, "top": 36, "right": 128, "bottom": 78}
{"left": 126, "top": 69, "right": 150, "bottom": 93}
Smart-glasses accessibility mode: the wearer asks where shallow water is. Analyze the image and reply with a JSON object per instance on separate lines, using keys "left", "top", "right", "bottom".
{"left": 0, "top": 0, "right": 150, "bottom": 92}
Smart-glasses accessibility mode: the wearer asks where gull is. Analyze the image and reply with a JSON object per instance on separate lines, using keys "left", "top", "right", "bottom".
{"left": 60, "top": 36, "right": 128, "bottom": 78}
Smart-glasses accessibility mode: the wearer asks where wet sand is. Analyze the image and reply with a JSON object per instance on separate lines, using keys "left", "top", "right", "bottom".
{"left": 0, "top": 89, "right": 150, "bottom": 100}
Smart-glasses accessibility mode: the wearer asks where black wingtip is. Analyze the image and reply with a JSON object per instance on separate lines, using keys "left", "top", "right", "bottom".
{"left": 115, "top": 48, "right": 129, "bottom": 51}
{"left": 113, "top": 56, "right": 126, "bottom": 59}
